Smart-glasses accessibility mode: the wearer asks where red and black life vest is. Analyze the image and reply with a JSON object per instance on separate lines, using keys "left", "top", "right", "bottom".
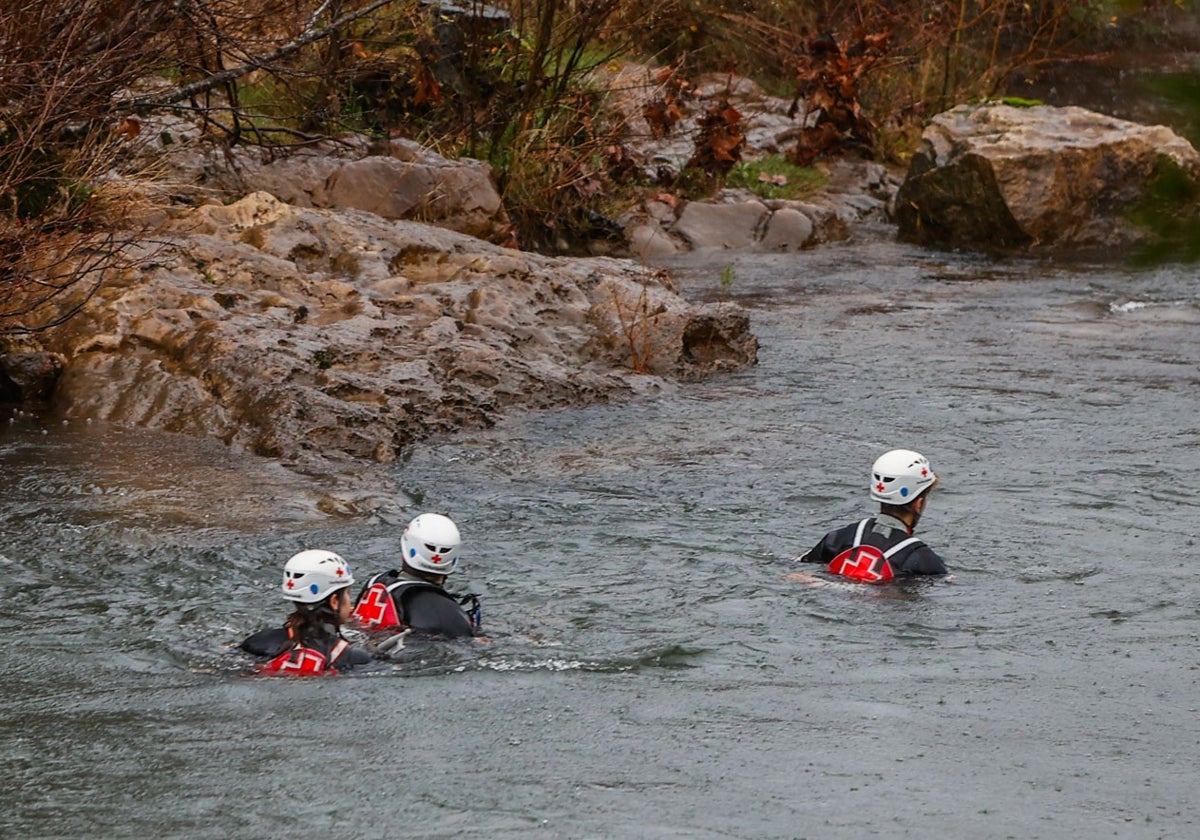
{"left": 351, "top": 575, "right": 422, "bottom": 630}
{"left": 260, "top": 632, "right": 350, "bottom": 676}
{"left": 827, "top": 518, "right": 923, "bottom": 583}
{"left": 351, "top": 571, "right": 481, "bottom": 634}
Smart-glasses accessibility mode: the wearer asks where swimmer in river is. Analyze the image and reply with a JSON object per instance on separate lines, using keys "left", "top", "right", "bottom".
{"left": 787, "top": 449, "right": 946, "bottom": 584}
{"left": 240, "top": 550, "right": 373, "bottom": 675}
{"left": 350, "top": 513, "right": 482, "bottom": 640}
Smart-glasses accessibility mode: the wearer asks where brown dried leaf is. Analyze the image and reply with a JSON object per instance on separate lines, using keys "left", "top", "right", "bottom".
{"left": 413, "top": 67, "right": 441, "bottom": 106}
{"left": 116, "top": 117, "right": 140, "bottom": 140}
{"left": 709, "top": 130, "right": 744, "bottom": 161}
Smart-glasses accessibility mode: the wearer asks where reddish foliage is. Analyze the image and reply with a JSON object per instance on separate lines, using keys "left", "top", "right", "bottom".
{"left": 643, "top": 99, "right": 685, "bottom": 138}
{"left": 788, "top": 29, "right": 891, "bottom": 164}
{"left": 687, "top": 100, "right": 745, "bottom": 176}
{"left": 605, "top": 143, "right": 641, "bottom": 184}
{"left": 642, "top": 64, "right": 693, "bottom": 138}
{"left": 413, "top": 66, "right": 442, "bottom": 106}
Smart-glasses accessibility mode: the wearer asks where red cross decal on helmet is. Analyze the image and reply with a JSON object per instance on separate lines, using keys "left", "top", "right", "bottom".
{"left": 430, "top": 553, "right": 442, "bottom": 564}
{"left": 286, "top": 579, "right": 295, "bottom": 589}
{"left": 921, "top": 468, "right": 928, "bottom": 477}
{"left": 335, "top": 566, "right": 344, "bottom": 576}
{"left": 875, "top": 482, "right": 885, "bottom": 492}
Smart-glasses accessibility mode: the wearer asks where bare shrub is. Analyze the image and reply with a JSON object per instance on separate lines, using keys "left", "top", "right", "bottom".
{"left": 0, "top": 0, "right": 407, "bottom": 333}
{"left": 0, "top": 0, "right": 174, "bottom": 333}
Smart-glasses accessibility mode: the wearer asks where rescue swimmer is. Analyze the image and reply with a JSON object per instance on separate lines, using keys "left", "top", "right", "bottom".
{"left": 240, "top": 549, "right": 372, "bottom": 675}
{"left": 351, "top": 512, "right": 480, "bottom": 639}
{"left": 793, "top": 449, "right": 947, "bottom": 582}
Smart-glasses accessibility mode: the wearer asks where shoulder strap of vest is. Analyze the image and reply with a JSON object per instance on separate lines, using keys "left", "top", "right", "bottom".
{"left": 375, "top": 579, "right": 451, "bottom": 628}
{"left": 385, "top": 578, "right": 445, "bottom": 595}
{"left": 851, "top": 518, "right": 872, "bottom": 547}
{"left": 355, "top": 570, "right": 396, "bottom": 606}
{"left": 329, "top": 638, "right": 350, "bottom": 664}
{"left": 883, "top": 536, "right": 923, "bottom": 559}
{"left": 856, "top": 519, "right": 923, "bottom": 558}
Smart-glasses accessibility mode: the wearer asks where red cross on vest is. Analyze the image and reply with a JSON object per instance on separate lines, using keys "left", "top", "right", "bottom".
{"left": 352, "top": 582, "right": 400, "bottom": 628}
{"left": 828, "top": 545, "right": 895, "bottom": 583}
{"left": 277, "top": 648, "right": 328, "bottom": 673}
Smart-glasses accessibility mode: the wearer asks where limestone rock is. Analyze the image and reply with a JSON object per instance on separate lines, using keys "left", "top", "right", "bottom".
{"left": 758, "top": 208, "right": 815, "bottom": 251}
{"left": 0, "top": 352, "right": 64, "bottom": 403}
{"left": 673, "top": 200, "right": 770, "bottom": 250}
{"left": 585, "top": 272, "right": 758, "bottom": 378}
{"left": 123, "top": 130, "right": 511, "bottom": 244}
{"left": 34, "top": 195, "right": 757, "bottom": 474}
{"left": 323, "top": 140, "right": 505, "bottom": 240}
{"left": 895, "top": 102, "right": 1200, "bottom": 254}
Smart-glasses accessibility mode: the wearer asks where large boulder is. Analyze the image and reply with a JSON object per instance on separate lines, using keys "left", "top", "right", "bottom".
{"left": 895, "top": 102, "right": 1200, "bottom": 255}
{"left": 323, "top": 143, "right": 503, "bottom": 239}
{"left": 29, "top": 194, "right": 756, "bottom": 475}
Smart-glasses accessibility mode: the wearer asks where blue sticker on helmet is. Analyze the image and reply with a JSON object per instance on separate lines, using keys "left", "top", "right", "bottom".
{"left": 408, "top": 548, "right": 416, "bottom": 557}
{"left": 900, "top": 487, "right": 909, "bottom": 497}
{"left": 310, "top": 583, "right": 320, "bottom": 594}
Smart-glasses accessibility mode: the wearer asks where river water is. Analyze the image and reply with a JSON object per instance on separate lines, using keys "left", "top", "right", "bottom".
{"left": 3, "top": 224, "right": 1199, "bottom": 839}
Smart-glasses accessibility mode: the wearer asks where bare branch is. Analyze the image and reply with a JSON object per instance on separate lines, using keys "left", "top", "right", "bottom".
{"left": 124, "top": 0, "right": 404, "bottom": 111}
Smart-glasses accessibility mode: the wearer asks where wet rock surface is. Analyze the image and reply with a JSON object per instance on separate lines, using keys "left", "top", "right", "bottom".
{"left": 30, "top": 193, "right": 756, "bottom": 477}
{"left": 128, "top": 130, "right": 514, "bottom": 245}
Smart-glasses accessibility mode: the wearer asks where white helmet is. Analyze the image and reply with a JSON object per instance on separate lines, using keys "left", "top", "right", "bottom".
{"left": 281, "top": 549, "right": 355, "bottom": 603}
{"left": 870, "top": 449, "right": 937, "bottom": 504}
{"left": 401, "top": 513, "right": 461, "bottom": 575}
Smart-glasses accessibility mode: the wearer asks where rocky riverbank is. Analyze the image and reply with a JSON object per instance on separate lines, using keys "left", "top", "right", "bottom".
{"left": 4, "top": 191, "right": 757, "bottom": 483}
{"left": 6, "top": 63, "right": 1197, "bottom": 489}
{"left": 1, "top": 68, "right": 904, "bottom": 484}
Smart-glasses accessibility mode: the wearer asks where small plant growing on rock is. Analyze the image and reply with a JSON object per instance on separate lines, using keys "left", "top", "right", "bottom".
{"left": 611, "top": 271, "right": 670, "bottom": 374}
{"left": 1000, "top": 97, "right": 1044, "bottom": 108}
{"left": 718, "top": 264, "right": 735, "bottom": 296}
{"left": 726, "top": 157, "right": 825, "bottom": 200}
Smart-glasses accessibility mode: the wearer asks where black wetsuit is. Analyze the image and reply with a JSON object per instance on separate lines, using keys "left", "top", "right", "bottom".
{"left": 352, "top": 570, "right": 476, "bottom": 638}
{"left": 799, "top": 512, "right": 946, "bottom": 576}
{"left": 240, "top": 626, "right": 372, "bottom": 672}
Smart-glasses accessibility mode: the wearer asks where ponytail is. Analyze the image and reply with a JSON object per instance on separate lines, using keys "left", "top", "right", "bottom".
{"left": 284, "top": 592, "right": 343, "bottom": 644}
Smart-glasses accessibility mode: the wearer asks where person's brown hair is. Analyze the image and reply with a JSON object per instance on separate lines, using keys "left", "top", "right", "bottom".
{"left": 879, "top": 476, "right": 939, "bottom": 518}
{"left": 284, "top": 592, "right": 344, "bottom": 643}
